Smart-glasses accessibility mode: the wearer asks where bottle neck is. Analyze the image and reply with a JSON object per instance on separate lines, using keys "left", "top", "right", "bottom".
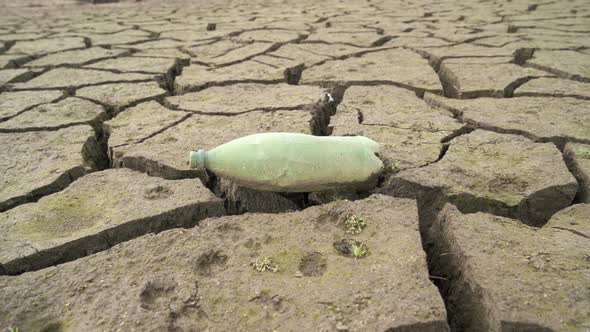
{"left": 189, "top": 149, "right": 207, "bottom": 170}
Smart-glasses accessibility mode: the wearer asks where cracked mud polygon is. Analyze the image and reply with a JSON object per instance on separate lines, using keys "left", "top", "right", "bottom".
{"left": 0, "top": 0, "right": 589, "bottom": 331}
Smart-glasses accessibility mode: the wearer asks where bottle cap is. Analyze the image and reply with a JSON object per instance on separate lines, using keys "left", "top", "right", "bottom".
{"left": 189, "top": 149, "right": 207, "bottom": 170}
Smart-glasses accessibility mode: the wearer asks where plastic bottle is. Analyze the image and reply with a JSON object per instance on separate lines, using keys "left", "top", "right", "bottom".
{"left": 189, "top": 133, "right": 383, "bottom": 192}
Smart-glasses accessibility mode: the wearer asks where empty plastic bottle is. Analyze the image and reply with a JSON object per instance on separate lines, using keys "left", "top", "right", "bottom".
{"left": 189, "top": 132, "right": 383, "bottom": 192}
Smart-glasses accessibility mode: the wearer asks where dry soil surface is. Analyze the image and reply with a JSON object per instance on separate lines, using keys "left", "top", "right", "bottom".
{"left": 0, "top": 0, "right": 589, "bottom": 331}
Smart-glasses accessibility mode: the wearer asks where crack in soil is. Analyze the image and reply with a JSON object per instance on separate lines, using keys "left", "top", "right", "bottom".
{"left": 424, "top": 94, "right": 590, "bottom": 149}
{"left": 0, "top": 89, "right": 68, "bottom": 123}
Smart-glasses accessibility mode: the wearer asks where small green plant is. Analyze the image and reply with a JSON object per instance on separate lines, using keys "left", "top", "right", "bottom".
{"left": 345, "top": 215, "right": 366, "bottom": 234}
{"left": 351, "top": 243, "right": 368, "bottom": 259}
{"left": 392, "top": 161, "right": 401, "bottom": 170}
{"left": 253, "top": 256, "right": 278, "bottom": 272}
{"left": 576, "top": 148, "right": 590, "bottom": 160}
{"left": 7, "top": 327, "right": 19, "bottom": 332}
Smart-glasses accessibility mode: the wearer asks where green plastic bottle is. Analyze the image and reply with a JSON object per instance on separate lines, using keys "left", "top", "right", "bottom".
{"left": 189, "top": 133, "right": 383, "bottom": 192}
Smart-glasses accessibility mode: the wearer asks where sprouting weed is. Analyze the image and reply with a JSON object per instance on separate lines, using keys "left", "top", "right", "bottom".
{"left": 392, "top": 161, "right": 401, "bottom": 170}
{"left": 351, "top": 243, "right": 368, "bottom": 259}
{"left": 253, "top": 256, "right": 278, "bottom": 273}
{"left": 345, "top": 215, "right": 366, "bottom": 235}
{"left": 7, "top": 328, "right": 19, "bottom": 332}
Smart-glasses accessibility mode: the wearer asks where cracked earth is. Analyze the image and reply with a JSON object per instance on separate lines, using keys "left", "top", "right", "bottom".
{"left": 0, "top": 0, "right": 589, "bottom": 331}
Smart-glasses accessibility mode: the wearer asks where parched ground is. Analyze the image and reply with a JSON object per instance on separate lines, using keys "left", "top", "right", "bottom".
{"left": 0, "top": 0, "right": 589, "bottom": 331}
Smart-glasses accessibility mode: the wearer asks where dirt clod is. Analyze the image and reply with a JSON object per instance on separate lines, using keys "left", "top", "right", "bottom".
{"left": 298, "top": 252, "right": 328, "bottom": 276}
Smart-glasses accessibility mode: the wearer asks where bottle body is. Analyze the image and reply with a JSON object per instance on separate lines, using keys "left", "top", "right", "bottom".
{"left": 190, "top": 133, "right": 383, "bottom": 192}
